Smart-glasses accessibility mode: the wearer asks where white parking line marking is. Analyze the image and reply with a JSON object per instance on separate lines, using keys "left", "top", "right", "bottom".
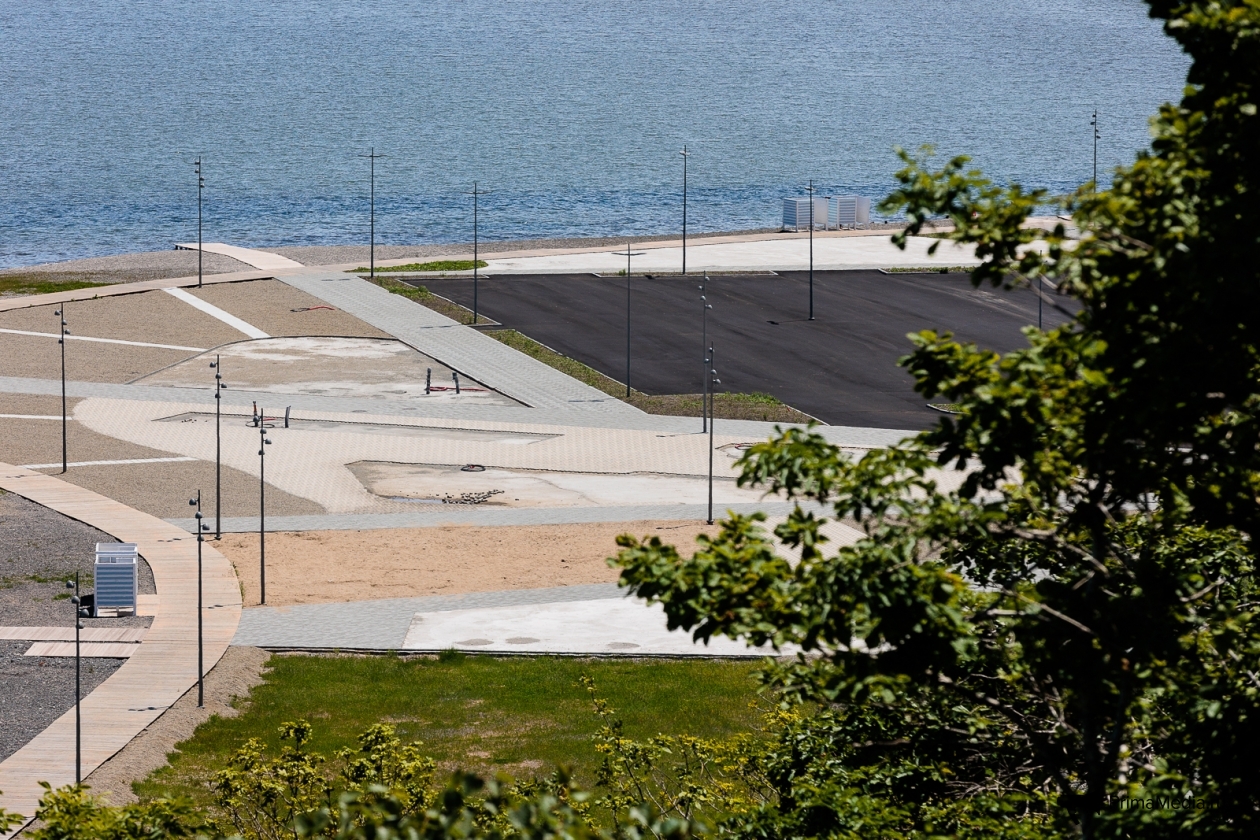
{"left": 20, "top": 456, "right": 198, "bottom": 469}
{"left": 0, "top": 327, "right": 206, "bottom": 352}
{"left": 164, "top": 287, "right": 270, "bottom": 339}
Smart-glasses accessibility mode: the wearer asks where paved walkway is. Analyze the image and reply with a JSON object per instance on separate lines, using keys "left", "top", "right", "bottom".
{"left": 273, "top": 269, "right": 644, "bottom": 416}
{"left": 479, "top": 235, "right": 980, "bottom": 275}
{"left": 233, "top": 583, "right": 780, "bottom": 657}
{"left": 233, "top": 583, "right": 622, "bottom": 650}
{"left": 0, "top": 464, "right": 241, "bottom": 832}
{"left": 0, "top": 268, "right": 270, "bottom": 313}
{"left": 0, "top": 375, "right": 914, "bottom": 444}
{"left": 163, "top": 501, "right": 813, "bottom": 533}
{"left": 175, "top": 242, "right": 303, "bottom": 271}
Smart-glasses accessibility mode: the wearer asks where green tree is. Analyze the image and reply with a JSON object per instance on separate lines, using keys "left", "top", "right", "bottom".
{"left": 614, "top": 1, "right": 1260, "bottom": 838}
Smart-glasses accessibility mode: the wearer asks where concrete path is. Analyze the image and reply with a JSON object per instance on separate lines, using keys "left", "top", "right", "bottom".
{"left": 0, "top": 269, "right": 271, "bottom": 313}
{"left": 233, "top": 583, "right": 622, "bottom": 650}
{"left": 0, "top": 464, "right": 241, "bottom": 832}
{"left": 273, "top": 269, "right": 645, "bottom": 416}
{"left": 233, "top": 583, "right": 781, "bottom": 657}
{"left": 0, "top": 375, "right": 914, "bottom": 443}
{"left": 403, "top": 597, "right": 773, "bottom": 657}
{"left": 163, "top": 501, "right": 812, "bottom": 533}
{"left": 479, "top": 235, "right": 980, "bottom": 275}
{"left": 175, "top": 242, "right": 304, "bottom": 271}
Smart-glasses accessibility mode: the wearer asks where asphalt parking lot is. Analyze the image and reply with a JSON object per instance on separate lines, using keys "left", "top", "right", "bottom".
{"left": 421, "top": 270, "right": 1075, "bottom": 430}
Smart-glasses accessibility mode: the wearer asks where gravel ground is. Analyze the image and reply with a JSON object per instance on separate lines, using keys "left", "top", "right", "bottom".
{"left": 0, "top": 333, "right": 193, "bottom": 384}
{"left": 0, "top": 290, "right": 247, "bottom": 348}
{"left": 82, "top": 646, "right": 271, "bottom": 806}
{"left": 0, "top": 393, "right": 84, "bottom": 416}
{"left": 0, "top": 250, "right": 253, "bottom": 284}
{"left": 0, "top": 414, "right": 192, "bottom": 471}
{"left": 0, "top": 490, "right": 156, "bottom": 762}
{"left": 46, "top": 459, "right": 326, "bottom": 520}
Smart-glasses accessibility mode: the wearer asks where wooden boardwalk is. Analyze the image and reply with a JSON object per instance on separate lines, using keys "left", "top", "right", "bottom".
{"left": 0, "top": 268, "right": 270, "bottom": 313}
{"left": 0, "top": 463, "right": 242, "bottom": 831}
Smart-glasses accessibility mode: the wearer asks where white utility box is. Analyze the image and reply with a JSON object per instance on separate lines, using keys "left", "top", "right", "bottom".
{"left": 829, "top": 195, "right": 871, "bottom": 228}
{"left": 94, "top": 542, "right": 138, "bottom": 617}
{"left": 783, "top": 197, "right": 828, "bottom": 231}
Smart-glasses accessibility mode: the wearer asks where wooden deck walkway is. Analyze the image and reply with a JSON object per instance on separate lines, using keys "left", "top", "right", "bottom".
{"left": 0, "top": 268, "right": 270, "bottom": 313}
{"left": 0, "top": 463, "right": 242, "bottom": 832}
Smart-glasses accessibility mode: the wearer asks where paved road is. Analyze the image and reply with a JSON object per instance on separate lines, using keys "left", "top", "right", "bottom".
{"left": 422, "top": 271, "right": 1075, "bottom": 429}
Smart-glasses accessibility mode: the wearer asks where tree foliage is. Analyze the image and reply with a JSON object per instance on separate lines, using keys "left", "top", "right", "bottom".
{"left": 613, "top": 1, "right": 1260, "bottom": 837}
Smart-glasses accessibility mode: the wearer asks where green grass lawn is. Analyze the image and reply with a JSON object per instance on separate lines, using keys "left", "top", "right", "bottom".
{"left": 0, "top": 275, "right": 110, "bottom": 297}
{"left": 137, "top": 654, "right": 767, "bottom": 804}
{"left": 351, "top": 260, "right": 488, "bottom": 273}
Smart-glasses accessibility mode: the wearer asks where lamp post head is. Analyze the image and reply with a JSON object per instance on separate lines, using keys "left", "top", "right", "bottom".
{"left": 70, "top": 595, "right": 79, "bottom": 605}
{"left": 66, "top": 580, "right": 75, "bottom": 590}
{"left": 189, "top": 498, "right": 196, "bottom": 506}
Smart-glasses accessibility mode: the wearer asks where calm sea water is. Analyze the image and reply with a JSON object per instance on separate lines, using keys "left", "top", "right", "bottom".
{"left": 0, "top": 0, "right": 1188, "bottom": 268}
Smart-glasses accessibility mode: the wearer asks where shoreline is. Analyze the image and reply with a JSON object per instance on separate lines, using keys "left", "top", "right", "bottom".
{"left": 0, "top": 225, "right": 911, "bottom": 282}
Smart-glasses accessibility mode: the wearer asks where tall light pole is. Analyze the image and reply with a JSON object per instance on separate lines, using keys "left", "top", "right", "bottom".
{"left": 680, "top": 145, "right": 690, "bottom": 275}
{"left": 258, "top": 414, "right": 272, "bottom": 605}
{"left": 55, "top": 307, "right": 68, "bottom": 473}
{"left": 210, "top": 356, "right": 224, "bottom": 539}
{"left": 195, "top": 158, "right": 204, "bottom": 289}
{"left": 707, "top": 345, "right": 720, "bottom": 525}
{"left": 65, "top": 574, "right": 87, "bottom": 784}
{"left": 468, "top": 182, "right": 489, "bottom": 325}
{"left": 1091, "top": 109, "right": 1100, "bottom": 191}
{"left": 188, "top": 492, "right": 210, "bottom": 707}
{"left": 806, "top": 179, "right": 816, "bottom": 320}
{"left": 360, "top": 148, "right": 386, "bottom": 280}
{"left": 700, "top": 273, "right": 712, "bottom": 432}
{"left": 612, "top": 244, "right": 644, "bottom": 398}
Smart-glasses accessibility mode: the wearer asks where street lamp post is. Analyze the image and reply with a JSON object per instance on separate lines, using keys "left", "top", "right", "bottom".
{"left": 258, "top": 414, "right": 272, "bottom": 605}
{"left": 53, "top": 307, "right": 69, "bottom": 473}
{"left": 680, "top": 145, "right": 689, "bottom": 275}
{"left": 468, "top": 182, "right": 489, "bottom": 325}
{"left": 188, "top": 492, "right": 210, "bottom": 706}
{"left": 65, "top": 574, "right": 87, "bottom": 784}
{"left": 195, "top": 158, "right": 204, "bottom": 289}
{"left": 360, "top": 148, "right": 386, "bottom": 280}
{"left": 1091, "top": 109, "right": 1100, "bottom": 191}
{"left": 612, "top": 244, "right": 645, "bottom": 398}
{"left": 707, "top": 345, "right": 720, "bottom": 525}
{"left": 699, "top": 273, "right": 712, "bottom": 432}
{"left": 806, "top": 179, "right": 816, "bottom": 320}
{"left": 209, "top": 356, "right": 224, "bottom": 538}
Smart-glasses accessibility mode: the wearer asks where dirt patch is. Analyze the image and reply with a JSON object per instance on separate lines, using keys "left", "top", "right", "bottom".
{"left": 186, "top": 279, "right": 391, "bottom": 339}
{"left": 0, "top": 393, "right": 84, "bottom": 416}
{"left": 82, "top": 646, "right": 271, "bottom": 805}
{"left": 216, "top": 521, "right": 720, "bottom": 606}
{"left": 0, "top": 414, "right": 185, "bottom": 470}
{"left": 50, "top": 459, "right": 325, "bottom": 520}
{"left": 0, "top": 333, "right": 196, "bottom": 384}
{"left": 0, "top": 290, "right": 248, "bottom": 349}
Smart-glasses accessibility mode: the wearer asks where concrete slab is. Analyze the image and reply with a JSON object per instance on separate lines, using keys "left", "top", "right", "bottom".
{"left": 482, "top": 235, "right": 981, "bottom": 274}
{"left": 134, "top": 337, "right": 519, "bottom": 406}
{"left": 402, "top": 597, "right": 775, "bottom": 657}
